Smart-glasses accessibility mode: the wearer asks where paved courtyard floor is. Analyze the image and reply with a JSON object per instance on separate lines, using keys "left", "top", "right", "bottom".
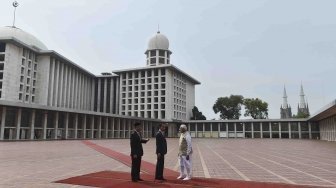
{"left": 0, "top": 139, "right": 336, "bottom": 187}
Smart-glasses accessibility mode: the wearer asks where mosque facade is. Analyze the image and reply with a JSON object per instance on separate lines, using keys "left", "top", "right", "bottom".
{"left": 0, "top": 26, "right": 335, "bottom": 141}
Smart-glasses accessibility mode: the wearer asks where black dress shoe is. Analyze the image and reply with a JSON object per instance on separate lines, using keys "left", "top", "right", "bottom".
{"left": 132, "top": 179, "right": 138, "bottom": 182}
{"left": 138, "top": 178, "right": 144, "bottom": 181}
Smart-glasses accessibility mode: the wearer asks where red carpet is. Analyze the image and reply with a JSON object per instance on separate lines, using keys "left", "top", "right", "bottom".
{"left": 55, "top": 170, "right": 319, "bottom": 188}
{"left": 82, "top": 140, "right": 179, "bottom": 177}
{"left": 54, "top": 141, "right": 322, "bottom": 187}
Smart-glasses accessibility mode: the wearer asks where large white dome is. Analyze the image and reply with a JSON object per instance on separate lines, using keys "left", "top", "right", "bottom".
{"left": 147, "top": 31, "right": 169, "bottom": 50}
{"left": 0, "top": 26, "right": 47, "bottom": 50}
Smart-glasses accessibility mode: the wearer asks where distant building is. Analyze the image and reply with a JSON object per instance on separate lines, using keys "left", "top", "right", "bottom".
{"left": 280, "top": 84, "right": 310, "bottom": 119}
{"left": 297, "top": 84, "right": 310, "bottom": 117}
{"left": 280, "top": 86, "right": 292, "bottom": 119}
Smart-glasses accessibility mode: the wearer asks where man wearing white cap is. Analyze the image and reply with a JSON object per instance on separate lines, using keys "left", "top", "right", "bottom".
{"left": 177, "top": 124, "right": 193, "bottom": 181}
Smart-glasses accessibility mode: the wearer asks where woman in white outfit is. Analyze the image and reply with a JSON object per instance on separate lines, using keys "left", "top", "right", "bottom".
{"left": 177, "top": 124, "right": 192, "bottom": 181}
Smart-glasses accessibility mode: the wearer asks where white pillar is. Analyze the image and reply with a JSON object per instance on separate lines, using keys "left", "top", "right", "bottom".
{"left": 111, "top": 117, "right": 115, "bottom": 138}
{"left": 226, "top": 123, "right": 229, "bottom": 138}
{"left": 83, "top": 115, "right": 87, "bottom": 139}
{"left": 242, "top": 123, "right": 245, "bottom": 138}
{"left": 42, "top": 111, "right": 47, "bottom": 140}
{"left": 251, "top": 122, "right": 254, "bottom": 139}
{"left": 49, "top": 60, "right": 55, "bottom": 106}
{"left": 90, "top": 116, "right": 94, "bottom": 139}
{"left": 308, "top": 122, "right": 312, "bottom": 139}
{"left": 288, "top": 122, "right": 291, "bottom": 139}
{"left": 279, "top": 123, "right": 281, "bottom": 139}
{"left": 74, "top": 114, "right": 78, "bottom": 139}
{"left": 0, "top": 107, "right": 6, "bottom": 140}
{"left": 91, "top": 79, "right": 95, "bottom": 111}
{"left": 105, "top": 117, "right": 109, "bottom": 138}
{"left": 98, "top": 116, "right": 102, "bottom": 139}
{"left": 65, "top": 113, "right": 69, "bottom": 139}
{"left": 260, "top": 122, "right": 263, "bottom": 139}
{"left": 298, "top": 122, "right": 302, "bottom": 139}
{"left": 54, "top": 61, "right": 59, "bottom": 107}
{"left": 30, "top": 110, "right": 35, "bottom": 140}
{"left": 104, "top": 78, "right": 107, "bottom": 113}
{"left": 16, "top": 108, "right": 22, "bottom": 140}
{"left": 210, "top": 123, "right": 213, "bottom": 138}
{"left": 53, "top": 112, "right": 59, "bottom": 139}
{"left": 97, "top": 79, "right": 101, "bottom": 112}
{"left": 234, "top": 122, "right": 237, "bottom": 138}
{"left": 110, "top": 78, "right": 114, "bottom": 113}
{"left": 269, "top": 122, "right": 272, "bottom": 138}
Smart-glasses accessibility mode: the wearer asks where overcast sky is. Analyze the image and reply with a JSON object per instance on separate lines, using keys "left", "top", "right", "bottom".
{"left": 0, "top": 0, "right": 335, "bottom": 119}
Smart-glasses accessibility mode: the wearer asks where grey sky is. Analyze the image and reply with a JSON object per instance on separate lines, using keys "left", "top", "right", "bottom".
{"left": 1, "top": 0, "right": 335, "bottom": 119}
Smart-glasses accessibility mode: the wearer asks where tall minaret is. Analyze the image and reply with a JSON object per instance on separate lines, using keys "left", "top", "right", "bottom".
{"left": 297, "top": 83, "right": 310, "bottom": 117}
{"left": 280, "top": 85, "right": 292, "bottom": 119}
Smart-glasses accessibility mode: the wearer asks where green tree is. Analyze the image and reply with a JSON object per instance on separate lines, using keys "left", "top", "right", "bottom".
{"left": 243, "top": 98, "right": 269, "bottom": 119}
{"left": 293, "top": 111, "right": 310, "bottom": 118}
{"left": 213, "top": 95, "right": 244, "bottom": 119}
{"left": 191, "top": 106, "right": 206, "bottom": 120}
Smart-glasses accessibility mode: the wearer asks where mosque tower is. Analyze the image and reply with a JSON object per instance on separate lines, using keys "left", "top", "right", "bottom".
{"left": 280, "top": 85, "right": 292, "bottom": 119}
{"left": 145, "top": 30, "right": 172, "bottom": 66}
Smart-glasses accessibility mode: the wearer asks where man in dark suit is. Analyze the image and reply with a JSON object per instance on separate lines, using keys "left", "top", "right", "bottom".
{"left": 130, "top": 122, "right": 149, "bottom": 182}
{"left": 155, "top": 123, "right": 167, "bottom": 181}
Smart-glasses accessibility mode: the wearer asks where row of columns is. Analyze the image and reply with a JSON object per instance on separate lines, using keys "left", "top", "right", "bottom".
{"left": 95, "top": 77, "right": 118, "bottom": 114}
{"left": 187, "top": 122, "right": 316, "bottom": 139}
{"left": 319, "top": 115, "right": 336, "bottom": 141}
{"left": 0, "top": 106, "right": 156, "bottom": 140}
{"left": 48, "top": 58, "right": 95, "bottom": 111}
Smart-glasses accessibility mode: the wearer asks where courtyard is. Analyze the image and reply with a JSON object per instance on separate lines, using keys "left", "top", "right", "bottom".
{"left": 0, "top": 139, "right": 336, "bottom": 187}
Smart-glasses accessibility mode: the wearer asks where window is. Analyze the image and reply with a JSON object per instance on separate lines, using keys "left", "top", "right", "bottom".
{"left": 161, "top": 69, "right": 165, "bottom": 75}
{"left": 32, "top": 88, "right": 35, "bottom": 94}
{"left": 22, "top": 59, "right": 25, "bottom": 65}
{"left": 28, "top": 61, "right": 32, "bottom": 68}
{"left": 150, "top": 58, "right": 156, "bottom": 65}
{"left": 34, "top": 64, "right": 37, "bottom": 70}
{"left": 0, "top": 54, "right": 4, "bottom": 62}
{"left": 22, "top": 49, "right": 26, "bottom": 56}
{"left": 26, "top": 86, "right": 29, "bottom": 92}
{"left": 32, "top": 96, "right": 35, "bottom": 102}
{"left": 0, "top": 63, "right": 4, "bottom": 70}
{"left": 0, "top": 43, "right": 5, "bottom": 52}
{"left": 27, "top": 78, "right": 30, "bottom": 84}
{"left": 150, "top": 50, "right": 156, "bottom": 57}
{"left": 0, "top": 72, "right": 3, "bottom": 79}
{"left": 25, "top": 95, "right": 29, "bottom": 101}
{"left": 19, "top": 93, "right": 22, "bottom": 100}
{"left": 21, "top": 67, "right": 24, "bottom": 74}
{"left": 159, "top": 58, "right": 165, "bottom": 64}
{"left": 159, "top": 50, "right": 165, "bottom": 56}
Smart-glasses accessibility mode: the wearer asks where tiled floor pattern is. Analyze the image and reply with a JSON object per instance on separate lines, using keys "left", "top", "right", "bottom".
{"left": 0, "top": 139, "right": 335, "bottom": 187}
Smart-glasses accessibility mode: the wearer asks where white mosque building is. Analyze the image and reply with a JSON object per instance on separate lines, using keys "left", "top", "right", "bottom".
{"left": 0, "top": 26, "right": 335, "bottom": 141}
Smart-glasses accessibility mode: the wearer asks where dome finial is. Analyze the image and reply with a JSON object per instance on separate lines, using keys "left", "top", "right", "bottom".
{"left": 12, "top": 1, "right": 19, "bottom": 28}
{"left": 157, "top": 24, "right": 160, "bottom": 34}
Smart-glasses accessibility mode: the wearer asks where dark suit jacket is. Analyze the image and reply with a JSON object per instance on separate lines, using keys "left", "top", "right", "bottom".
{"left": 156, "top": 131, "right": 167, "bottom": 155}
{"left": 130, "top": 131, "right": 147, "bottom": 157}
